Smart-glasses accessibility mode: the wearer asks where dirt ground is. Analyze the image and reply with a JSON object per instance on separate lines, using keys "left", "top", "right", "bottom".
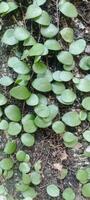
{"left": 0, "top": 0, "right": 90, "bottom": 199}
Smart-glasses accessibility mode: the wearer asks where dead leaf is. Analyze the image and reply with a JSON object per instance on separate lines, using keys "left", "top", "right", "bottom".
{"left": 53, "top": 163, "right": 62, "bottom": 171}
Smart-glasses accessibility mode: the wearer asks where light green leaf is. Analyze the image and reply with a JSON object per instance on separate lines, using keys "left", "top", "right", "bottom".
{"left": 32, "top": 61, "right": 47, "bottom": 74}
{"left": 69, "top": 39, "right": 86, "bottom": 55}
{"left": 23, "top": 36, "right": 36, "bottom": 46}
{"left": 57, "top": 51, "right": 73, "bottom": 65}
{"left": 41, "top": 23, "right": 59, "bottom": 38}
{"left": 2, "top": 29, "right": 18, "bottom": 45}
{"left": 25, "top": 4, "right": 42, "bottom": 19}
{"left": 82, "top": 183, "right": 90, "bottom": 197}
{"left": 76, "top": 169, "right": 88, "bottom": 184}
{"left": 79, "top": 56, "right": 90, "bottom": 71}
{"left": 34, "top": 104, "right": 49, "bottom": 118}
{"left": 0, "top": 120, "right": 8, "bottom": 130}
{"left": 52, "top": 121, "right": 65, "bottom": 134}
{"left": 62, "top": 187, "right": 75, "bottom": 200}
{"left": 60, "top": 27, "right": 74, "bottom": 43}
{"left": 62, "top": 111, "right": 81, "bottom": 127}
{"left": 0, "top": 93, "right": 7, "bottom": 106}
{"left": 26, "top": 94, "right": 39, "bottom": 106}
{"left": 31, "top": 171, "right": 41, "bottom": 185}
{"left": 14, "top": 27, "right": 30, "bottom": 41}
{"left": 82, "top": 97, "right": 90, "bottom": 111}
{"left": 52, "top": 82, "right": 65, "bottom": 95}
{"left": 76, "top": 78, "right": 90, "bottom": 92}
{"left": 7, "top": 122, "right": 22, "bottom": 136}
{"left": 5, "top": 105, "right": 21, "bottom": 122}
{"left": 10, "top": 86, "right": 31, "bottom": 100}
{"left": 45, "top": 39, "right": 61, "bottom": 50}
{"left": 0, "top": 76, "right": 13, "bottom": 86}
{"left": 4, "top": 141, "right": 16, "bottom": 155}
{"left": 29, "top": 43, "right": 45, "bottom": 56}
{"left": 33, "top": 0, "right": 46, "bottom": 6}
{"left": 7, "top": 2, "right": 18, "bottom": 13}
{"left": 21, "top": 133, "right": 35, "bottom": 147}
{"left": 59, "top": 2, "right": 78, "bottom": 18}
{"left": 19, "top": 162, "right": 30, "bottom": 173}
{"left": 32, "top": 78, "right": 52, "bottom": 92}
{"left": 46, "top": 184, "right": 60, "bottom": 197}
{"left": 83, "top": 130, "right": 90, "bottom": 142}
{"left": 8, "top": 57, "right": 30, "bottom": 74}
{"left": 0, "top": 2, "right": 9, "bottom": 13}
{"left": 0, "top": 158, "right": 13, "bottom": 170}
{"left": 34, "top": 10, "right": 50, "bottom": 26}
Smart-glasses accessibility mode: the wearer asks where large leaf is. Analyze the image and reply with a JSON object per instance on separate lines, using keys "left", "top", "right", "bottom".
{"left": 7, "top": 122, "right": 22, "bottom": 136}
{"left": 2, "top": 29, "right": 18, "bottom": 45}
{"left": 45, "top": 39, "right": 61, "bottom": 51}
{"left": 8, "top": 57, "right": 30, "bottom": 74}
{"left": 25, "top": 4, "right": 42, "bottom": 19}
{"left": 82, "top": 183, "right": 90, "bottom": 197}
{"left": 10, "top": 86, "right": 31, "bottom": 100}
{"left": 34, "top": 104, "right": 49, "bottom": 118}
{"left": 60, "top": 27, "right": 74, "bottom": 43}
{"left": 32, "top": 78, "right": 52, "bottom": 92}
{"left": 0, "top": 76, "right": 13, "bottom": 86}
{"left": 59, "top": 2, "right": 78, "bottom": 18}
{"left": 29, "top": 43, "right": 45, "bottom": 56}
{"left": 0, "top": 2, "right": 9, "bottom": 13}
{"left": 79, "top": 56, "right": 90, "bottom": 71}
{"left": 76, "top": 78, "right": 90, "bottom": 92}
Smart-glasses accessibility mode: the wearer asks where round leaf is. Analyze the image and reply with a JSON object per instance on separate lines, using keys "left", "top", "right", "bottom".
{"left": 45, "top": 39, "right": 61, "bottom": 51}
{"left": 60, "top": 27, "right": 74, "bottom": 43}
{"left": 5, "top": 105, "right": 21, "bottom": 122}
{"left": 82, "top": 97, "right": 90, "bottom": 111}
{"left": 0, "top": 2, "right": 9, "bottom": 13}
{"left": 0, "top": 76, "right": 13, "bottom": 86}
{"left": 82, "top": 183, "right": 90, "bottom": 197}
{"left": 31, "top": 171, "right": 41, "bottom": 185}
{"left": 26, "top": 94, "right": 39, "bottom": 106}
{"left": 46, "top": 184, "right": 60, "bottom": 197}
{"left": 14, "top": 27, "right": 30, "bottom": 41}
{"left": 32, "top": 78, "right": 52, "bottom": 92}
{"left": 0, "top": 158, "right": 13, "bottom": 170}
{"left": 59, "top": 2, "right": 78, "bottom": 18}
{"left": 21, "top": 133, "right": 35, "bottom": 147}
{"left": 0, "top": 93, "right": 7, "bottom": 106}
{"left": 34, "top": 104, "right": 49, "bottom": 118}
{"left": 2, "top": 29, "right": 18, "bottom": 45}
{"left": 34, "top": 11, "right": 50, "bottom": 26}
{"left": 4, "top": 141, "right": 16, "bottom": 154}
{"left": 41, "top": 23, "right": 59, "bottom": 38}
{"left": 25, "top": 4, "right": 42, "bottom": 19}
{"left": 79, "top": 56, "right": 90, "bottom": 71}
{"left": 7, "top": 122, "right": 22, "bottom": 136}
{"left": 52, "top": 121, "right": 65, "bottom": 134}
{"left": 62, "top": 111, "right": 81, "bottom": 127}
{"left": 57, "top": 51, "right": 73, "bottom": 65}
{"left": 29, "top": 43, "right": 45, "bottom": 56}
{"left": 83, "top": 130, "right": 90, "bottom": 142}
{"left": 10, "top": 86, "right": 30, "bottom": 100}
{"left": 76, "top": 169, "right": 88, "bottom": 184}
{"left": 69, "top": 39, "right": 86, "bottom": 55}
{"left": 62, "top": 187, "right": 75, "bottom": 200}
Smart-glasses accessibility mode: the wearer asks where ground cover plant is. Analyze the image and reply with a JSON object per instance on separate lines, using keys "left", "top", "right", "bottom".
{"left": 0, "top": 0, "right": 90, "bottom": 199}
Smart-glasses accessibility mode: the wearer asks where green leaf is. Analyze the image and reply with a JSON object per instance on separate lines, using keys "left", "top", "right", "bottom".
{"left": 4, "top": 141, "right": 16, "bottom": 154}
{"left": 52, "top": 121, "right": 65, "bottom": 134}
{"left": 79, "top": 110, "right": 87, "bottom": 121}
{"left": 37, "top": 69, "right": 53, "bottom": 82}
{"left": 7, "top": 1, "right": 18, "bottom": 13}
{"left": 0, "top": 76, "right": 13, "bottom": 86}
{"left": 10, "top": 86, "right": 31, "bottom": 100}
{"left": 76, "top": 78, "right": 90, "bottom": 92}
{"left": 7, "top": 122, "right": 22, "bottom": 136}
{"left": 14, "top": 27, "right": 30, "bottom": 41}
{"left": 34, "top": 116, "right": 51, "bottom": 128}
{"left": 32, "top": 78, "right": 52, "bottom": 92}
{"left": 22, "top": 116, "right": 37, "bottom": 133}
{"left": 31, "top": 171, "right": 41, "bottom": 185}
{"left": 69, "top": 39, "right": 86, "bottom": 55}
{"left": 57, "top": 51, "right": 73, "bottom": 65}
{"left": 63, "top": 132, "right": 78, "bottom": 148}
{"left": 83, "top": 130, "right": 90, "bottom": 142}
{"left": 60, "top": 89, "right": 76, "bottom": 103}
{"left": 0, "top": 120, "right": 8, "bottom": 130}
{"left": 34, "top": 160, "right": 42, "bottom": 172}
{"left": 22, "top": 187, "right": 37, "bottom": 199}
{"left": 0, "top": 2, "right": 9, "bottom": 13}
{"left": 0, "top": 185, "right": 7, "bottom": 195}
{"left": 62, "top": 187, "right": 75, "bottom": 200}
{"left": 82, "top": 183, "right": 90, "bottom": 197}
{"left": 46, "top": 184, "right": 60, "bottom": 197}
{"left": 8, "top": 57, "right": 30, "bottom": 74}
{"left": 82, "top": 97, "right": 90, "bottom": 111}
{"left": 34, "top": 104, "right": 49, "bottom": 118}
{"left": 34, "top": 10, "right": 50, "bottom": 26}
{"left": 25, "top": 4, "right": 42, "bottom": 19}
{"left": 38, "top": 94, "right": 48, "bottom": 105}
{"left": 32, "top": 61, "right": 47, "bottom": 74}
{"left": 33, "top": 0, "right": 46, "bottom": 6}
{"left": 0, "top": 158, "right": 13, "bottom": 170}
{"left": 45, "top": 39, "right": 61, "bottom": 50}
{"left": 23, "top": 36, "right": 36, "bottom": 46}
{"left": 41, "top": 23, "right": 59, "bottom": 38}
{"left": 26, "top": 94, "right": 39, "bottom": 106}
{"left": 16, "top": 181, "right": 29, "bottom": 192}
{"left": 16, "top": 150, "right": 26, "bottom": 162}
{"left": 29, "top": 43, "right": 45, "bottom": 56}
{"left": 5, "top": 105, "right": 21, "bottom": 122}
{"left": 52, "top": 82, "right": 65, "bottom": 95}
{"left": 79, "top": 56, "right": 90, "bottom": 71}
{"left": 62, "top": 111, "right": 81, "bottom": 127}
{"left": 2, "top": 29, "right": 18, "bottom": 45}
{"left": 21, "top": 133, "right": 35, "bottom": 147}
{"left": 76, "top": 169, "right": 88, "bottom": 184}
{"left": 60, "top": 27, "right": 74, "bottom": 43}
{"left": 59, "top": 71, "right": 73, "bottom": 82}
{"left": 0, "top": 93, "right": 7, "bottom": 106}
{"left": 22, "top": 174, "right": 31, "bottom": 185}
{"left": 59, "top": 2, "right": 78, "bottom": 18}
{"left": 19, "top": 162, "right": 30, "bottom": 173}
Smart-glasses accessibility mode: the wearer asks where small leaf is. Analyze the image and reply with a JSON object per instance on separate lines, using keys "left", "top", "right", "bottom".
{"left": 76, "top": 78, "right": 90, "bottom": 92}
{"left": 32, "top": 78, "right": 52, "bottom": 92}
{"left": 19, "top": 162, "right": 30, "bottom": 173}
{"left": 25, "top": 4, "right": 42, "bottom": 19}
{"left": 0, "top": 76, "right": 13, "bottom": 86}
{"left": 63, "top": 132, "right": 78, "bottom": 148}
{"left": 34, "top": 10, "right": 50, "bottom": 26}
{"left": 46, "top": 184, "right": 60, "bottom": 197}
{"left": 26, "top": 94, "right": 39, "bottom": 106}
{"left": 57, "top": 51, "right": 73, "bottom": 65}
{"left": 0, "top": 158, "right": 13, "bottom": 170}
{"left": 82, "top": 97, "right": 90, "bottom": 111}
{"left": 0, "top": 120, "right": 8, "bottom": 130}
{"left": 31, "top": 171, "right": 41, "bottom": 185}
{"left": 52, "top": 121, "right": 65, "bottom": 134}
{"left": 79, "top": 56, "right": 90, "bottom": 71}
{"left": 14, "top": 27, "right": 30, "bottom": 41}
{"left": 10, "top": 86, "right": 31, "bottom": 100}
{"left": 76, "top": 169, "right": 88, "bottom": 184}
{"left": 45, "top": 39, "right": 61, "bottom": 51}
{"left": 0, "top": 2, "right": 9, "bottom": 13}
{"left": 32, "top": 61, "right": 47, "bottom": 74}
{"left": 2, "top": 29, "right": 18, "bottom": 45}
{"left": 83, "top": 130, "right": 90, "bottom": 142}
{"left": 60, "top": 27, "right": 74, "bottom": 43}
{"left": 62, "top": 187, "right": 75, "bottom": 200}
{"left": 23, "top": 36, "right": 36, "bottom": 46}
{"left": 21, "top": 133, "right": 35, "bottom": 147}
{"left": 29, "top": 43, "right": 45, "bottom": 56}
{"left": 62, "top": 111, "right": 81, "bottom": 127}
{"left": 0, "top": 93, "right": 7, "bottom": 106}
{"left": 5, "top": 105, "right": 21, "bottom": 122}
{"left": 41, "top": 23, "right": 59, "bottom": 38}
{"left": 59, "top": 2, "right": 78, "bottom": 18}
{"left": 69, "top": 39, "right": 86, "bottom": 55}
{"left": 8, "top": 57, "right": 30, "bottom": 74}
{"left": 52, "top": 82, "right": 65, "bottom": 95}
{"left": 34, "top": 104, "right": 49, "bottom": 118}
{"left": 82, "top": 183, "right": 90, "bottom": 197}
{"left": 4, "top": 141, "right": 16, "bottom": 154}
{"left": 7, "top": 122, "right": 22, "bottom": 136}
{"left": 16, "top": 150, "right": 26, "bottom": 162}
